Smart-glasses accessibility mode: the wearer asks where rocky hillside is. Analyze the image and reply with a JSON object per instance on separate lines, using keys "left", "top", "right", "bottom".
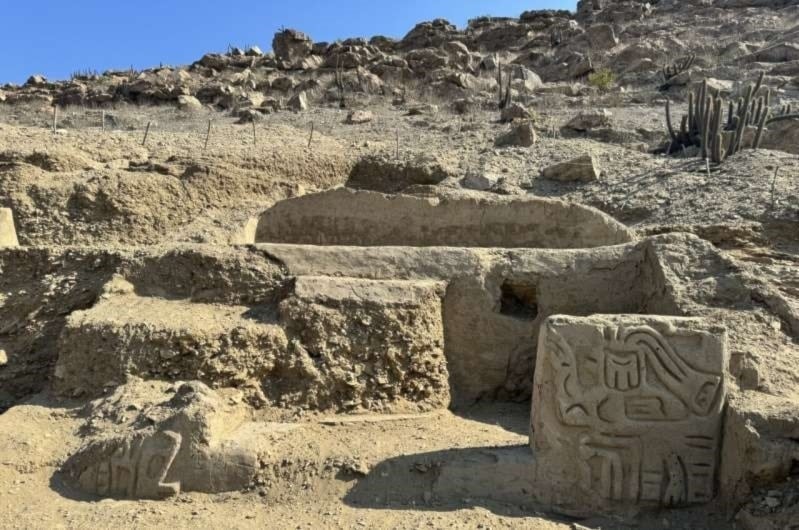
{"left": 1, "top": 0, "right": 797, "bottom": 123}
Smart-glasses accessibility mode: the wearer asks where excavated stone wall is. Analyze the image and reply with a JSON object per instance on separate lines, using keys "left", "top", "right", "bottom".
{"left": 55, "top": 274, "right": 450, "bottom": 413}
{"left": 1, "top": 226, "right": 742, "bottom": 410}
{"left": 254, "top": 188, "right": 636, "bottom": 249}
{"left": 0, "top": 224, "right": 792, "bottom": 513}
{"left": 257, "top": 241, "right": 652, "bottom": 403}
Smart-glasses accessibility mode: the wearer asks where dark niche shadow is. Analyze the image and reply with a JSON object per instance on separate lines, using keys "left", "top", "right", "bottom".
{"left": 49, "top": 467, "right": 102, "bottom": 502}
{"left": 449, "top": 400, "right": 532, "bottom": 437}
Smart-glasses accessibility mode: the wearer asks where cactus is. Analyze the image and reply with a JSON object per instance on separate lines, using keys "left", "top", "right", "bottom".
{"left": 661, "top": 54, "right": 696, "bottom": 83}
{"left": 661, "top": 71, "right": 792, "bottom": 164}
{"left": 497, "top": 61, "right": 503, "bottom": 105}
{"left": 550, "top": 29, "right": 563, "bottom": 48}
{"left": 767, "top": 103, "right": 799, "bottom": 124}
{"left": 498, "top": 64, "right": 512, "bottom": 110}
{"left": 335, "top": 55, "right": 346, "bottom": 109}
{"left": 753, "top": 107, "right": 769, "bottom": 149}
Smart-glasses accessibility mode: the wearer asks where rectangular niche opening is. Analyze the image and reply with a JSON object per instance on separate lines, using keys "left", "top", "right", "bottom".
{"left": 499, "top": 281, "right": 539, "bottom": 319}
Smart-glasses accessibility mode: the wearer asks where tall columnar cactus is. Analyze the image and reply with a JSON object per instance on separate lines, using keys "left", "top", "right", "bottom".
{"left": 663, "top": 72, "right": 794, "bottom": 164}
{"left": 769, "top": 103, "right": 799, "bottom": 124}
{"left": 335, "top": 55, "right": 346, "bottom": 109}
{"left": 497, "top": 63, "right": 512, "bottom": 110}
{"left": 661, "top": 54, "right": 696, "bottom": 83}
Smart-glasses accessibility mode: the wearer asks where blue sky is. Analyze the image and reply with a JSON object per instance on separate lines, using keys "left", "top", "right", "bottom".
{"left": 0, "top": 1, "right": 575, "bottom": 84}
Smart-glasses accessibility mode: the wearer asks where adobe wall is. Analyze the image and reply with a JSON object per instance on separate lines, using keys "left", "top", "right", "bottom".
{"left": 254, "top": 188, "right": 636, "bottom": 249}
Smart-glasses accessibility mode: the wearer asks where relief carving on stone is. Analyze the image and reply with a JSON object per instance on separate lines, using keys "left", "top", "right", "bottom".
{"left": 532, "top": 315, "right": 726, "bottom": 510}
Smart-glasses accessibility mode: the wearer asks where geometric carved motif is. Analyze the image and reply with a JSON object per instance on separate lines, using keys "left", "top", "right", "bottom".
{"left": 77, "top": 431, "right": 182, "bottom": 500}
{"left": 531, "top": 315, "right": 726, "bottom": 510}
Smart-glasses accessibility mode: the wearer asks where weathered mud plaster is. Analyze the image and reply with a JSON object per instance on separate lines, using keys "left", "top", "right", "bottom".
{"left": 254, "top": 188, "right": 636, "bottom": 249}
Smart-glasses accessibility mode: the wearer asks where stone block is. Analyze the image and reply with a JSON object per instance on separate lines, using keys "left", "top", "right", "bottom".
{"left": 0, "top": 208, "right": 19, "bottom": 247}
{"left": 532, "top": 314, "right": 727, "bottom": 514}
{"left": 541, "top": 155, "right": 600, "bottom": 183}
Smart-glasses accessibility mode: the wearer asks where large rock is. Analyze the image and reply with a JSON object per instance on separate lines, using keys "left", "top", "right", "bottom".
{"left": 612, "top": 42, "right": 670, "bottom": 71}
{"left": 25, "top": 75, "right": 47, "bottom": 87}
{"left": 273, "top": 29, "right": 313, "bottom": 68}
{"left": 337, "top": 68, "right": 384, "bottom": 93}
{"left": 346, "top": 153, "right": 455, "bottom": 193}
{"left": 563, "top": 109, "right": 613, "bottom": 132}
{"left": 286, "top": 91, "right": 308, "bottom": 111}
{"left": 500, "top": 102, "right": 533, "bottom": 123}
{"left": 345, "top": 110, "right": 374, "bottom": 124}
{"left": 471, "top": 21, "right": 533, "bottom": 52}
{"left": 55, "top": 83, "right": 88, "bottom": 106}
{"left": 400, "top": 19, "right": 458, "bottom": 50}
{"left": 537, "top": 52, "right": 594, "bottom": 82}
{"left": 495, "top": 122, "right": 537, "bottom": 148}
{"left": 541, "top": 155, "right": 600, "bottom": 183}
{"left": 235, "top": 109, "right": 264, "bottom": 124}
{"left": 442, "top": 41, "right": 473, "bottom": 70}
{"left": 270, "top": 76, "right": 297, "bottom": 92}
{"left": 176, "top": 95, "right": 203, "bottom": 112}
{"left": 406, "top": 48, "right": 450, "bottom": 72}
{"left": 509, "top": 65, "right": 544, "bottom": 93}
{"left": 196, "top": 53, "right": 231, "bottom": 70}
{"left": 369, "top": 35, "right": 397, "bottom": 52}
{"left": 532, "top": 315, "right": 727, "bottom": 514}
{"left": 586, "top": 24, "right": 619, "bottom": 50}
{"left": 0, "top": 208, "right": 19, "bottom": 247}
{"left": 460, "top": 172, "right": 500, "bottom": 191}
{"left": 323, "top": 44, "right": 380, "bottom": 69}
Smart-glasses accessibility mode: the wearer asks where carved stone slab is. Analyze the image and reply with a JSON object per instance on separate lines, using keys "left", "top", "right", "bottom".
{"left": 531, "top": 315, "right": 727, "bottom": 513}
{"left": 77, "top": 431, "right": 182, "bottom": 499}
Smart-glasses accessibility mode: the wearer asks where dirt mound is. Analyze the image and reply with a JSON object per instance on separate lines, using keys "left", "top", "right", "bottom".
{"left": 0, "top": 123, "right": 353, "bottom": 246}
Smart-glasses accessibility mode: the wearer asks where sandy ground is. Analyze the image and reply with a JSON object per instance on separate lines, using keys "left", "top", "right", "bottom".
{"left": 0, "top": 65, "right": 797, "bottom": 530}
{"left": 0, "top": 396, "right": 583, "bottom": 530}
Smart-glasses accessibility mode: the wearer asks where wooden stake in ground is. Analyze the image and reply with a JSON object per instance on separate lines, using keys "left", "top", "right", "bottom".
{"left": 142, "top": 121, "right": 152, "bottom": 146}
{"left": 308, "top": 122, "right": 314, "bottom": 148}
{"left": 204, "top": 120, "right": 212, "bottom": 151}
{"left": 101, "top": 111, "right": 106, "bottom": 132}
{"left": 52, "top": 106, "right": 58, "bottom": 133}
{"left": 770, "top": 166, "right": 780, "bottom": 211}
{"left": 252, "top": 121, "right": 256, "bottom": 147}
{"left": 395, "top": 129, "right": 400, "bottom": 160}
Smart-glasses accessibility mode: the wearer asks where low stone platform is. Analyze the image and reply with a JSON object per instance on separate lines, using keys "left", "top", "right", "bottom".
{"left": 55, "top": 275, "right": 450, "bottom": 412}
